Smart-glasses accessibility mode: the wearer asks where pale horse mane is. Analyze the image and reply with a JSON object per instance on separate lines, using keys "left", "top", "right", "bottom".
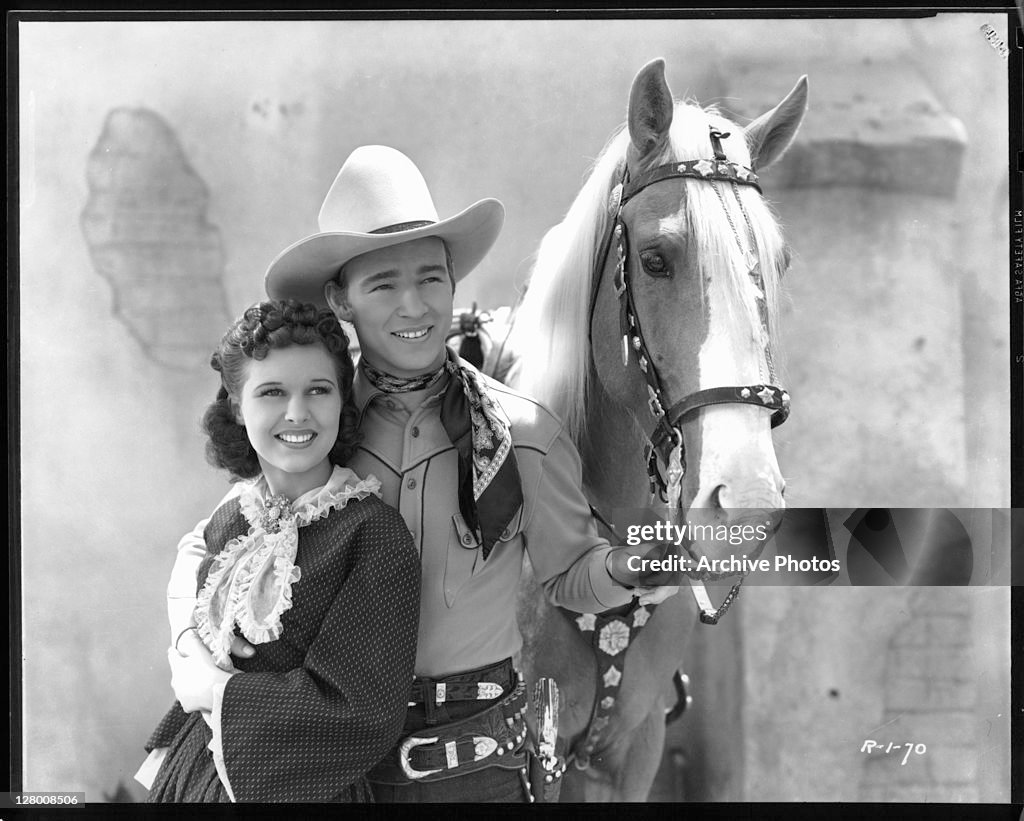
{"left": 508, "top": 99, "right": 789, "bottom": 449}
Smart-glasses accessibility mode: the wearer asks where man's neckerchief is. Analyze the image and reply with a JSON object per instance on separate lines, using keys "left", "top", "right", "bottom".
{"left": 361, "top": 348, "right": 523, "bottom": 559}
{"left": 360, "top": 359, "right": 448, "bottom": 394}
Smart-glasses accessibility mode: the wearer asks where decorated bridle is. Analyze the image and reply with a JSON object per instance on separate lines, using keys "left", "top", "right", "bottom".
{"left": 565, "top": 128, "right": 795, "bottom": 772}
{"left": 590, "top": 125, "right": 790, "bottom": 510}
{"left": 587, "top": 126, "right": 791, "bottom": 626}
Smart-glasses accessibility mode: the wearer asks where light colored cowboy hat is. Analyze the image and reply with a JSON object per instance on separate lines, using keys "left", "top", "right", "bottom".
{"left": 265, "top": 145, "right": 504, "bottom": 306}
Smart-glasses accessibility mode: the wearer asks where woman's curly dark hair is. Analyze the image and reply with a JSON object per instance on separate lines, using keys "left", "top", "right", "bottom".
{"left": 203, "top": 299, "right": 360, "bottom": 480}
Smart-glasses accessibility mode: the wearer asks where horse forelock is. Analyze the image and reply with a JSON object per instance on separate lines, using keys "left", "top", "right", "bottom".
{"left": 510, "top": 100, "right": 788, "bottom": 447}
{"left": 666, "top": 103, "right": 786, "bottom": 367}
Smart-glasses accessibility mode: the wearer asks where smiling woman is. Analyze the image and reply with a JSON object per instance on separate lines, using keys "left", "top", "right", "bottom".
{"left": 235, "top": 345, "right": 342, "bottom": 499}
{"left": 201, "top": 301, "right": 360, "bottom": 489}
{"left": 137, "top": 300, "right": 421, "bottom": 803}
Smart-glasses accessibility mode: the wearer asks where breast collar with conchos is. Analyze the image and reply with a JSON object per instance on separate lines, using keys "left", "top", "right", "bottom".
{"left": 589, "top": 126, "right": 791, "bottom": 506}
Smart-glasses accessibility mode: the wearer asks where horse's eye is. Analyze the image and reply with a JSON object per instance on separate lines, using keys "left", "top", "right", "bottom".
{"left": 640, "top": 251, "right": 670, "bottom": 278}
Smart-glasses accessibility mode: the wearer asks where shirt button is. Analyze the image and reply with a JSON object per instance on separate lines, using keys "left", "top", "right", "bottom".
{"left": 411, "top": 426, "right": 420, "bottom": 438}
{"left": 501, "top": 528, "right": 512, "bottom": 539}
{"left": 462, "top": 533, "right": 474, "bottom": 546}
{"left": 407, "top": 478, "right": 417, "bottom": 490}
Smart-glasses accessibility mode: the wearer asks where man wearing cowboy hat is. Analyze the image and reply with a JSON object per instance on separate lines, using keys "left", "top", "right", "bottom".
{"left": 165, "top": 145, "right": 677, "bottom": 802}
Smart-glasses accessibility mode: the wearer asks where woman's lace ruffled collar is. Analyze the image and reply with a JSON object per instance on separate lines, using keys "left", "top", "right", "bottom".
{"left": 194, "top": 466, "right": 381, "bottom": 669}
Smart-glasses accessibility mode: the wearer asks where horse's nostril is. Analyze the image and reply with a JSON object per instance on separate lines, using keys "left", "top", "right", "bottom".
{"left": 705, "top": 479, "right": 785, "bottom": 514}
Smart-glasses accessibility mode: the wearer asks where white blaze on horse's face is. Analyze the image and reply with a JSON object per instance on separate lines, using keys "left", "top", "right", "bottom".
{"left": 623, "top": 178, "right": 783, "bottom": 519}
{"left": 693, "top": 210, "right": 784, "bottom": 514}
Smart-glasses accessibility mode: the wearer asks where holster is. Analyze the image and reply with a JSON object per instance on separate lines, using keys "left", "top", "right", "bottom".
{"left": 526, "top": 746, "right": 566, "bottom": 803}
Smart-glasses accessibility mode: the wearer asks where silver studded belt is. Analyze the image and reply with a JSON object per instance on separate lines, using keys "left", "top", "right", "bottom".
{"left": 370, "top": 676, "right": 530, "bottom": 784}
{"left": 406, "top": 656, "right": 515, "bottom": 706}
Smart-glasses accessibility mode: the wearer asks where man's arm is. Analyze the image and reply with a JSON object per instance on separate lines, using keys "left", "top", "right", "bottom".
{"left": 167, "top": 519, "right": 208, "bottom": 644}
{"left": 521, "top": 426, "right": 679, "bottom": 613}
{"left": 166, "top": 486, "right": 241, "bottom": 645}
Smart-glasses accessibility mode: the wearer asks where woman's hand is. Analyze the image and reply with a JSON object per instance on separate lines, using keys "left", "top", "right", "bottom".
{"left": 168, "top": 631, "right": 236, "bottom": 713}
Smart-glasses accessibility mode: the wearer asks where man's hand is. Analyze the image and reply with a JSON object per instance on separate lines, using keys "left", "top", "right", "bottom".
{"left": 635, "top": 584, "right": 680, "bottom": 606}
{"left": 606, "top": 541, "right": 684, "bottom": 589}
{"left": 169, "top": 632, "right": 235, "bottom": 713}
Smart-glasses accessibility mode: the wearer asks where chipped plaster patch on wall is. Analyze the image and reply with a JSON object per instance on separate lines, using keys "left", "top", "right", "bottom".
{"left": 80, "top": 108, "right": 230, "bottom": 370}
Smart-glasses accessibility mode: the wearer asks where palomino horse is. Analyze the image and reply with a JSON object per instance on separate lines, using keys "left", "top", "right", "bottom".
{"left": 459, "top": 59, "right": 808, "bottom": 800}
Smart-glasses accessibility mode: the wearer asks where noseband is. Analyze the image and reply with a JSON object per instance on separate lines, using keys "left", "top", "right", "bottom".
{"left": 589, "top": 128, "right": 791, "bottom": 506}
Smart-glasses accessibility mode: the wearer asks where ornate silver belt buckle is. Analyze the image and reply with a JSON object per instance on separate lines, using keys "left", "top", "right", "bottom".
{"left": 398, "top": 735, "right": 441, "bottom": 780}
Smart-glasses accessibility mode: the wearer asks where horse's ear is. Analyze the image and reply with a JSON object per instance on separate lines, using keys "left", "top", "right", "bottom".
{"left": 628, "top": 58, "right": 674, "bottom": 160}
{"left": 744, "top": 75, "right": 809, "bottom": 171}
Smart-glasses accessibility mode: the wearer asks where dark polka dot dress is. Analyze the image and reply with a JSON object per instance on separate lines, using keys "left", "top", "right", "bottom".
{"left": 145, "top": 489, "right": 419, "bottom": 803}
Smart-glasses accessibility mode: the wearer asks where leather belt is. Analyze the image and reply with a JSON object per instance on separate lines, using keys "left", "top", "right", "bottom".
{"left": 407, "top": 657, "right": 515, "bottom": 705}
{"left": 371, "top": 676, "right": 529, "bottom": 784}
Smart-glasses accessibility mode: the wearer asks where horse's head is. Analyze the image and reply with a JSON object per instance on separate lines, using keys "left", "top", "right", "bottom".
{"left": 588, "top": 60, "right": 808, "bottom": 560}
{"left": 509, "top": 59, "right": 807, "bottom": 565}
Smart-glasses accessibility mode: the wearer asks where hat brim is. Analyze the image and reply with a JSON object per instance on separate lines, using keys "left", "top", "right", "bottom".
{"left": 265, "top": 198, "right": 504, "bottom": 307}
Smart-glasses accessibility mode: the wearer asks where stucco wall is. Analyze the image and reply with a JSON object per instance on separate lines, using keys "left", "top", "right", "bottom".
{"left": 654, "top": 15, "right": 1011, "bottom": 803}
{"left": 16, "top": 14, "right": 1011, "bottom": 801}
